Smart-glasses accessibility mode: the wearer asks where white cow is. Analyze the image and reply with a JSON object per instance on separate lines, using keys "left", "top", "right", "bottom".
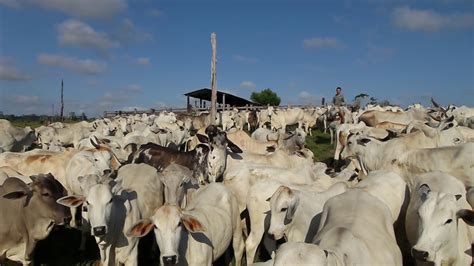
{"left": 273, "top": 242, "right": 327, "bottom": 266}
{"left": 311, "top": 189, "right": 403, "bottom": 265}
{"left": 65, "top": 138, "right": 122, "bottom": 227}
{"left": 405, "top": 172, "right": 474, "bottom": 266}
{"left": 244, "top": 170, "right": 357, "bottom": 265}
{"left": 58, "top": 163, "right": 163, "bottom": 266}
{"left": 0, "top": 119, "right": 36, "bottom": 153}
{"left": 267, "top": 183, "right": 348, "bottom": 242}
{"left": 127, "top": 183, "right": 244, "bottom": 266}
{"left": 258, "top": 106, "right": 274, "bottom": 128}
{"left": 270, "top": 107, "right": 304, "bottom": 133}
{"left": 58, "top": 175, "right": 139, "bottom": 266}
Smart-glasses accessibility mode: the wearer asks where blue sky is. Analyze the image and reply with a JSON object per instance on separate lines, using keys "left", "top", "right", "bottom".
{"left": 0, "top": 0, "right": 473, "bottom": 116}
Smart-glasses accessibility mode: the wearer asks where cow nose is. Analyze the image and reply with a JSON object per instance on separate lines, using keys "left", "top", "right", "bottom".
{"left": 103, "top": 169, "right": 112, "bottom": 175}
{"left": 411, "top": 248, "right": 429, "bottom": 261}
{"left": 162, "top": 255, "right": 177, "bottom": 265}
{"left": 93, "top": 226, "right": 107, "bottom": 236}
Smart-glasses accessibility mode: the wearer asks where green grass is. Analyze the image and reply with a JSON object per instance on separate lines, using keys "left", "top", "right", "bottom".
{"left": 305, "top": 129, "right": 335, "bottom": 164}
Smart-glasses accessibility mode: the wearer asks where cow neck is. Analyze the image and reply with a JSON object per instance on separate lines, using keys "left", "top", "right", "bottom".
{"left": 22, "top": 199, "right": 55, "bottom": 242}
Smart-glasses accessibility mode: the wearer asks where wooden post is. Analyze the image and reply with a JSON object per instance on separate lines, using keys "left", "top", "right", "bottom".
{"left": 187, "top": 96, "right": 191, "bottom": 113}
{"left": 60, "top": 79, "right": 64, "bottom": 121}
{"left": 222, "top": 93, "right": 226, "bottom": 111}
{"left": 210, "top": 33, "right": 217, "bottom": 125}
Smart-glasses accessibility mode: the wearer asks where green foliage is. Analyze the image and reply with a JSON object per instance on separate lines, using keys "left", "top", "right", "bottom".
{"left": 250, "top": 88, "right": 281, "bottom": 106}
{"left": 354, "top": 93, "right": 369, "bottom": 100}
{"left": 369, "top": 97, "right": 378, "bottom": 105}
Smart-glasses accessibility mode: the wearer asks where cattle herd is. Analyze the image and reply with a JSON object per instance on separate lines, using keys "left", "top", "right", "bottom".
{"left": 0, "top": 99, "right": 473, "bottom": 266}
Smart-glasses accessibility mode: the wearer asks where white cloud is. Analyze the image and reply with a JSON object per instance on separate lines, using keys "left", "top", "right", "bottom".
{"left": 125, "top": 84, "right": 142, "bottom": 92}
{"left": 58, "top": 19, "right": 119, "bottom": 56}
{"left": 0, "top": 61, "right": 32, "bottom": 81}
{"left": 240, "top": 81, "right": 256, "bottom": 89}
{"left": 298, "top": 91, "right": 323, "bottom": 105}
{"left": 392, "top": 6, "right": 474, "bottom": 32}
{"left": 113, "top": 18, "right": 152, "bottom": 43}
{"left": 356, "top": 43, "right": 396, "bottom": 66}
{"left": 37, "top": 53, "right": 107, "bottom": 75}
{"left": 136, "top": 57, "right": 151, "bottom": 65}
{"left": 12, "top": 95, "right": 40, "bottom": 105}
{"left": 303, "top": 37, "right": 344, "bottom": 49}
{"left": 148, "top": 8, "right": 163, "bottom": 17}
{"left": 232, "top": 54, "right": 259, "bottom": 64}
{"left": 31, "top": 0, "right": 126, "bottom": 19}
{"left": 0, "top": 0, "right": 20, "bottom": 8}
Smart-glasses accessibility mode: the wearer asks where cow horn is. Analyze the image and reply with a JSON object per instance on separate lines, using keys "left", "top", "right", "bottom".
{"left": 91, "top": 136, "right": 101, "bottom": 149}
{"left": 431, "top": 98, "right": 446, "bottom": 112}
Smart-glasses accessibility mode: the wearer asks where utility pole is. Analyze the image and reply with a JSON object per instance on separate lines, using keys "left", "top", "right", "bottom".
{"left": 60, "top": 79, "right": 64, "bottom": 121}
{"left": 210, "top": 33, "right": 217, "bottom": 125}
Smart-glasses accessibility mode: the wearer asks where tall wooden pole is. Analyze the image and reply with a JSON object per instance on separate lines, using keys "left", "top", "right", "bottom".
{"left": 60, "top": 79, "right": 64, "bottom": 121}
{"left": 210, "top": 33, "right": 217, "bottom": 125}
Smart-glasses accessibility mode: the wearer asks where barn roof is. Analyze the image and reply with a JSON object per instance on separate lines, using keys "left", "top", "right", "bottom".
{"left": 184, "top": 88, "right": 259, "bottom": 106}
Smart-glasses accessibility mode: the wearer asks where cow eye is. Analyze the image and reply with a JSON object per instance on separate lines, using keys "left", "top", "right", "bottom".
{"left": 42, "top": 192, "right": 50, "bottom": 197}
{"left": 108, "top": 198, "right": 113, "bottom": 204}
{"left": 94, "top": 159, "right": 98, "bottom": 162}
{"left": 281, "top": 207, "right": 288, "bottom": 212}
{"left": 86, "top": 201, "right": 91, "bottom": 205}
{"left": 445, "top": 219, "right": 453, "bottom": 224}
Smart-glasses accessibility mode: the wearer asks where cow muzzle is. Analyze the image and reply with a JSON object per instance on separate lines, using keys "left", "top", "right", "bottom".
{"left": 411, "top": 248, "right": 429, "bottom": 261}
{"left": 93, "top": 226, "right": 107, "bottom": 236}
{"left": 268, "top": 229, "right": 284, "bottom": 241}
{"left": 162, "top": 255, "right": 177, "bottom": 265}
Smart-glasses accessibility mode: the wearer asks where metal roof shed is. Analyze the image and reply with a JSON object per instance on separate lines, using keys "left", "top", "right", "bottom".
{"left": 184, "top": 88, "right": 259, "bottom": 111}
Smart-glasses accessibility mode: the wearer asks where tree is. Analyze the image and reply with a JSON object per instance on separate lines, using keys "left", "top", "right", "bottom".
{"left": 251, "top": 88, "right": 281, "bottom": 106}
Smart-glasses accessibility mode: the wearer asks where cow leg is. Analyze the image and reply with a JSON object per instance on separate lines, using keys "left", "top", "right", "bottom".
{"left": 245, "top": 202, "right": 269, "bottom": 264}
{"left": 70, "top": 207, "right": 79, "bottom": 228}
{"left": 233, "top": 216, "right": 245, "bottom": 266}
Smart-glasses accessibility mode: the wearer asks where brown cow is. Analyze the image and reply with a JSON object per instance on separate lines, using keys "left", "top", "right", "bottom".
{"left": 0, "top": 173, "right": 70, "bottom": 265}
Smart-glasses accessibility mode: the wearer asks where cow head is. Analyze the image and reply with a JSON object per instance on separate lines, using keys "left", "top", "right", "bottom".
{"left": 3, "top": 173, "right": 70, "bottom": 228}
{"left": 87, "top": 137, "right": 122, "bottom": 174}
{"left": 127, "top": 204, "right": 209, "bottom": 266}
{"left": 412, "top": 184, "right": 474, "bottom": 264}
{"left": 198, "top": 126, "right": 242, "bottom": 183}
{"left": 267, "top": 186, "right": 300, "bottom": 240}
{"left": 160, "top": 163, "right": 193, "bottom": 206}
{"left": 57, "top": 173, "right": 128, "bottom": 238}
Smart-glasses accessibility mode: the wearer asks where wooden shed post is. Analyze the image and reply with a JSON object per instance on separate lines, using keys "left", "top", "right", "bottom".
{"left": 187, "top": 96, "right": 191, "bottom": 113}
{"left": 222, "top": 93, "right": 226, "bottom": 111}
{"left": 210, "top": 33, "right": 217, "bottom": 125}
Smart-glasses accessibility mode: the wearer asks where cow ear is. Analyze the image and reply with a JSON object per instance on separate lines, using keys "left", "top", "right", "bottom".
{"left": 181, "top": 214, "right": 206, "bottom": 233}
{"left": 127, "top": 219, "right": 155, "bottom": 237}
{"left": 227, "top": 139, "right": 243, "bottom": 153}
{"left": 3, "top": 190, "right": 28, "bottom": 199}
{"left": 457, "top": 209, "right": 474, "bottom": 226}
{"left": 196, "top": 134, "right": 209, "bottom": 144}
{"left": 56, "top": 195, "right": 85, "bottom": 208}
{"left": 29, "top": 175, "right": 37, "bottom": 182}
{"left": 356, "top": 138, "right": 371, "bottom": 146}
{"left": 419, "top": 184, "right": 431, "bottom": 202}
{"left": 285, "top": 193, "right": 300, "bottom": 222}
{"left": 77, "top": 175, "right": 86, "bottom": 185}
